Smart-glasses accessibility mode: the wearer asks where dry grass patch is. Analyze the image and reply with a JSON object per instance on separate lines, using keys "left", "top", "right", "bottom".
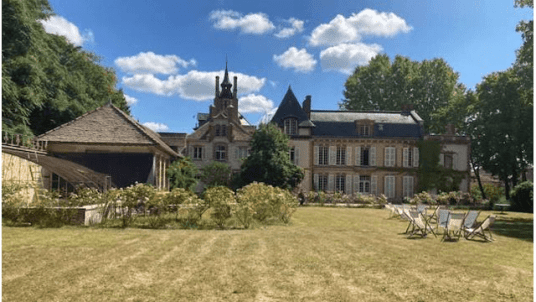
{"left": 2, "top": 208, "right": 533, "bottom": 302}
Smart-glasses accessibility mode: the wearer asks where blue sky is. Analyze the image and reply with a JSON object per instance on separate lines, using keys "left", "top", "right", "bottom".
{"left": 43, "top": 0, "right": 532, "bottom": 133}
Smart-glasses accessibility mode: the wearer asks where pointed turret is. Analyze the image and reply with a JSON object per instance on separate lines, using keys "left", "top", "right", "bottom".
{"left": 220, "top": 61, "right": 233, "bottom": 99}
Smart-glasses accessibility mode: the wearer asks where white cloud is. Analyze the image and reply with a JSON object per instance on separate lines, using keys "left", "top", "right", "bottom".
{"left": 309, "top": 9, "right": 412, "bottom": 46}
{"left": 209, "top": 10, "right": 275, "bottom": 34}
{"left": 143, "top": 122, "right": 169, "bottom": 132}
{"left": 258, "top": 107, "right": 278, "bottom": 125}
{"left": 239, "top": 94, "right": 274, "bottom": 113}
{"left": 124, "top": 95, "right": 139, "bottom": 106}
{"left": 274, "top": 18, "right": 305, "bottom": 38}
{"left": 39, "top": 15, "right": 89, "bottom": 46}
{"left": 273, "top": 47, "right": 317, "bottom": 73}
{"left": 115, "top": 52, "right": 196, "bottom": 75}
{"left": 320, "top": 43, "right": 383, "bottom": 74}
{"left": 122, "top": 70, "right": 266, "bottom": 101}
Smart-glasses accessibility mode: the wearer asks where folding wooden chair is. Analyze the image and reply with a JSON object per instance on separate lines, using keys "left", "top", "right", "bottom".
{"left": 427, "top": 205, "right": 444, "bottom": 225}
{"left": 462, "top": 210, "right": 480, "bottom": 237}
{"left": 465, "top": 215, "right": 496, "bottom": 242}
{"left": 407, "top": 210, "right": 436, "bottom": 238}
{"left": 442, "top": 213, "right": 465, "bottom": 241}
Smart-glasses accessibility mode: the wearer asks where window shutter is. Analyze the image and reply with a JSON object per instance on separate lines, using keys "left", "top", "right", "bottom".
{"left": 370, "top": 147, "right": 376, "bottom": 166}
{"left": 371, "top": 175, "right": 378, "bottom": 195}
{"left": 189, "top": 146, "right": 193, "bottom": 157}
{"left": 345, "top": 174, "right": 352, "bottom": 194}
{"left": 384, "top": 176, "right": 389, "bottom": 198}
{"left": 403, "top": 176, "right": 408, "bottom": 198}
{"left": 439, "top": 154, "right": 444, "bottom": 167}
{"left": 392, "top": 148, "right": 397, "bottom": 167}
{"left": 235, "top": 147, "right": 239, "bottom": 160}
{"left": 403, "top": 148, "right": 409, "bottom": 167}
{"left": 314, "top": 174, "right": 319, "bottom": 191}
{"left": 413, "top": 147, "right": 419, "bottom": 167}
{"left": 384, "top": 148, "right": 390, "bottom": 167}
{"left": 295, "top": 147, "right": 300, "bottom": 166}
{"left": 314, "top": 146, "right": 319, "bottom": 166}
{"left": 453, "top": 154, "right": 458, "bottom": 170}
{"left": 355, "top": 147, "right": 361, "bottom": 166}
{"left": 346, "top": 146, "right": 352, "bottom": 166}
{"left": 329, "top": 146, "right": 336, "bottom": 166}
{"left": 353, "top": 174, "right": 360, "bottom": 195}
{"left": 328, "top": 174, "right": 334, "bottom": 192}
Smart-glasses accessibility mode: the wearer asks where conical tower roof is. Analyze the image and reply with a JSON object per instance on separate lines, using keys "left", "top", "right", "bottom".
{"left": 270, "top": 86, "right": 310, "bottom": 127}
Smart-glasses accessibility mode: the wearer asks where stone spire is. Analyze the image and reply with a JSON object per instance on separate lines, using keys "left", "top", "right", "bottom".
{"left": 220, "top": 60, "right": 233, "bottom": 99}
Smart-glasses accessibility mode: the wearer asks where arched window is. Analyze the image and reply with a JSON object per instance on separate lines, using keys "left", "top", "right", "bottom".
{"left": 284, "top": 118, "right": 297, "bottom": 135}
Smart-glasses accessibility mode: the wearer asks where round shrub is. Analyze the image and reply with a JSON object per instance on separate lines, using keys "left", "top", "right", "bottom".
{"left": 510, "top": 181, "right": 533, "bottom": 213}
{"left": 203, "top": 186, "right": 235, "bottom": 229}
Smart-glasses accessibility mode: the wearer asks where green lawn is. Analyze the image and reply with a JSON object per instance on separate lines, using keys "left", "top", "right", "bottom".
{"left": 2, "top": 208, "right": 533, "bottom": 302}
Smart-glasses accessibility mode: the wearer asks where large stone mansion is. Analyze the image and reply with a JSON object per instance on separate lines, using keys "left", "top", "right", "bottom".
{"left": 33, "top": 64, "right": 470, "bottom": 201}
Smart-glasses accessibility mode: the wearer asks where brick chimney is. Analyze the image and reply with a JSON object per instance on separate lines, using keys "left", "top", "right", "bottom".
{"left": 303, "top": 95, "right": 311, "bottom": 118}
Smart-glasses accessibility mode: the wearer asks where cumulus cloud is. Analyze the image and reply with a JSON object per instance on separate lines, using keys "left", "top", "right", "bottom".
{"left": 209, "top": 10, "right": 275, "bottom": 34}
{"left": 273, "top": 47, "right": 317, "bottom": 73}
{"left": 143, "top": 122, "right": 169, "bottom": 132}
{"left": 309, "top": 9, "right": 412, "bottom": 46}
{"left": 124, "top": 95, "right": 139, "bottom": 106}
{"left": 320, "top": 43, "right": 383, "bottom": 74}
{"left": 258, "top": 107, "right": 278, "bottom": 125}
{"left": 274, "top": 18, "right": 305, "bottom": 38}
{"left": 239, "top": 94, "right": 274, "bottom": 113}
{"left": 115, "top": 52, "right": 196, "bottom": 75}
{"left": 40, "top": 15, "right": 92, "bottom": 46}
{"left": 121, "top": 70, "right": 266, "bottom": 101}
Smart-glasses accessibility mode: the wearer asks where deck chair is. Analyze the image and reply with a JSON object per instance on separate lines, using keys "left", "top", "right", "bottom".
{"left": 416, "top": 204, "right": 428, "bottom": 215}
{"left": 436, "top": 209, "right": 450, "bottom": 233}
{"left": 462, "top": 210, "right": 480, "bottom": 237}
{"left": 465, "top": 215, "right": 496, "bottom": 242}
{"left": 385, "top": 204, "right": 397, "bottom": 218}
{"left": 427, "top": 205, "right": 444, "bottom": 224}
{"left": 407, "top": 210, "right": 436, "bottom": 238}
{"left": 442, "top": 213, "right": 465, "bottom": 241}
{"left": 402, "top": 208, "right": 414, "bottom": 234}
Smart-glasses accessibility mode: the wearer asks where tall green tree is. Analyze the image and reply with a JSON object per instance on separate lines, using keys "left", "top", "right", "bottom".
{"left": 472, "top": 69, "right": 532, "bottom": 200}
{"left": 200, "top": 161, "right": 232, "bottom": 189}
{"left": 2, "top": 0, "right": 129, "bottom": 136}
{"left": 167, "top": 157, "right": 199, "bottom": 192}
{"left": 238, "top": 123, "right": 304, "bottom": 190}
{"left": 341, "top": 54, "right": 464, "bottom": 133}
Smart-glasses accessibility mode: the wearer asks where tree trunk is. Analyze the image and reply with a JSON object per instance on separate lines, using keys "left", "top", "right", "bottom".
{"left": 471, "top": 157, "right": 487, "bottom": 200}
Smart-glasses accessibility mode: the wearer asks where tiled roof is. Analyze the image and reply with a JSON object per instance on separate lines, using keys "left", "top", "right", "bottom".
{"left": 36, "top": 103, "right": 179, "bottom": 156}
{"left": 310, "top": 110, "right": 423, "bottom": 138}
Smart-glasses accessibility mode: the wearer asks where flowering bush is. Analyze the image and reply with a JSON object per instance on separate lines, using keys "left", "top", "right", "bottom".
{"left": 67, "top": 187, "right": 103, "bottom": 207}
{"left": 203, "top": 186, "right": 235, "bottom": 229}
{"left": 410, "top": 192, "right": 436, "bottom": 205}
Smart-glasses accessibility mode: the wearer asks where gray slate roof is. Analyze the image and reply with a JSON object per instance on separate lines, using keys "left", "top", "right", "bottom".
{"left": 310, "top": 110, "right": 423, "bottom": 138}
{"left": 270, "top": 86, "right": 310, "bottom": 127}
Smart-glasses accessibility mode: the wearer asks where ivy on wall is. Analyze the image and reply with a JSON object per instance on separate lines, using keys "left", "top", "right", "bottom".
{"left": 416, "top": 140, "right": 465, "bottom": 192}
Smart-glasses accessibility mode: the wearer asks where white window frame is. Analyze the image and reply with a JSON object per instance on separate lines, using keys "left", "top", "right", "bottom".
{"left": 359, "top": 175, "right": 371, "bottom": 194}
{"left": 335, "top": 174, "right": 346, "bottom": 193}
{"left": 284, "top": 118, "right": 297, "bottom": 135}
{"left": 403, "top": 176, "right": 414, "bottom": 198}
{"left": 318, "top": 174, "right": 328, "bottom": 191}
{"left": 385, "top": 147, "right": 396, "bottom": 167}
{"left": 336, "top": 145, "right": 346, "bottom": 165}
{"left": 193, "top": 146, "right": 203, "bottom": 160}
{"left": 215, "top": 145, "right": 226, "bottom": 161}
{"left": 318, "top": 145, "right": 329, "bottom": 166}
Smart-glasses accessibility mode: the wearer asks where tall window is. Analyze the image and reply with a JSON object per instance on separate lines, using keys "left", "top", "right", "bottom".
{"left": 444, "top": 154, "right": 453, "bottom": 169}
{"left": 336, "top": 146, "right": 346, "bottom": 165}
{"left": 238, "top": 147, "right": 249, "bottom": 159}
{"left": 360, "top": 125, "right": 370, "bottom": 136}
{"left": 403, "top": 176, "right": 414, "bottom": 198}
{"left": 318, "top": 145, "right": 328, "bottom": 165}
{"left": 215, "top": 145, "right": 226, "bottom": 161}
{"left": 361, "top": 147, "right": 370, "bottom": 166}
{"left": 193, "top": 146, "right": 203, "bottom": 160}
{"left": 215, "top": 125, "right": 220, "bottom": 136}
{"left": 385, "top": 147, "right": 396, "bottom": 167}
{"left": 384, "top": 176, "right": 395, "bottom": 198}
{"left": 284, "top": 118, "right": 298, "bottom": 135}
{"left": 318, "top": 174, "right": 328, "bottom": 191}
{"left": 359, "top": 176, "right": 371, "bottom": 194}
{"left": 335, "top": 174, "right": 346, "bottom": 193}
{"left": 221, "top": 125, "right": 227, "bottom": 136}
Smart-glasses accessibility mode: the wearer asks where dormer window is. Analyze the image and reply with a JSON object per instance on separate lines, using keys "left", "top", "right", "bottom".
{"left": 284, "top": 118, "right": 298, "bottom": 135}
{"left": 355, "top": 119, "right": 374, "bottom": 137}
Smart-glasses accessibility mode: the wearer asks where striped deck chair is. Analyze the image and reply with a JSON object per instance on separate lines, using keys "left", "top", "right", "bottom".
{"left": 428, "top": 205, "right": 444, "bottom": 224}
{"left": 462, "top": 210, "right": 480, "bottom": 237}
{"left": 442, "top": 213, "right": 465, "bottom": 241}
{"left": 465, "top": 215, "right": 496, "bottom": 242}
{"left": 407, "top": 210, "right": 436, "bottom": 238}
{"left": 416, "top": 204, "right": 428, "bottom": 215}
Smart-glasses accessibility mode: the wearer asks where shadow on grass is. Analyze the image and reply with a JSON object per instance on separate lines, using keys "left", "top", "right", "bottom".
{"left": 492, "top": 216, "right": 533, "bottom": 242}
